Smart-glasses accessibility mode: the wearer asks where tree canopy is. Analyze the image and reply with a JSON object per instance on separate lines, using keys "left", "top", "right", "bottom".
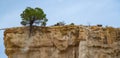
{"left": 20, "top": 7, "right": 48, "bottom": 26}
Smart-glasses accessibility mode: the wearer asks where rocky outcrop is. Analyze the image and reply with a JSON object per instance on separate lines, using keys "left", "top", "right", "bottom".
{"left": 4, "top": 26, "right": 120, "bottom": 58}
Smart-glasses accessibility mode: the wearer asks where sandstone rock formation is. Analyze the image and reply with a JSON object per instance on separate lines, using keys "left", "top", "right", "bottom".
{"left": 4, "top": 26, "right": 120, "bottom": 58}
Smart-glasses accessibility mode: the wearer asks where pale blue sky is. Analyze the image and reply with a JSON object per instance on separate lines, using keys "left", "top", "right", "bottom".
{"left": 0, "top": 0, "right": 120, "bottom": 58}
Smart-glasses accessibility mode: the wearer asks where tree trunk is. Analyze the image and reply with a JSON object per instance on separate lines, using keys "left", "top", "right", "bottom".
{"left": 29, "top": 19, "right": 35, "bottom": 37}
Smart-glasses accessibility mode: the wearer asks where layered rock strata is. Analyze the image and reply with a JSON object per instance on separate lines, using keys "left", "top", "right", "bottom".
{"left": 4, "top": 26, "right": 120, "bottom": 58}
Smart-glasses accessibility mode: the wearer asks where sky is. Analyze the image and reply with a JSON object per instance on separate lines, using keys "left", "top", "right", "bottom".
{"left": 0, "top": 0, "right": 120, "bottom": 58}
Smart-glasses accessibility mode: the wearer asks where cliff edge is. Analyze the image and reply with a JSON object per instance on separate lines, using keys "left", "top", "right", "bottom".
{"left": 4, "top": 25, "right": 120, "bottom": 58}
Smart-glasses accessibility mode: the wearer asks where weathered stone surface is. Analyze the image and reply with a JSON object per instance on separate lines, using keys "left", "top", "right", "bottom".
{"left": 4, "top": 26, "right": 120, "bottom": 58}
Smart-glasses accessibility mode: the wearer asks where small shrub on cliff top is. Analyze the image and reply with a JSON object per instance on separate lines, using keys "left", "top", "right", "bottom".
{"left": 54, "top": 21, "right": 65, "bottom": 26}
{"left": 69, "top": 23, "right": 75, "bottom": 25}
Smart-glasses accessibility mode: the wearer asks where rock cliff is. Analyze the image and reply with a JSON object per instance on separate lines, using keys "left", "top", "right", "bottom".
{"left": 4, "top": 25, "right": 120, "bottom": 58}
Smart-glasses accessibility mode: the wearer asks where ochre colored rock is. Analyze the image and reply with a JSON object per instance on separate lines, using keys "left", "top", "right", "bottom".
{"left": 4, "top": 26, "right": 120, "bottom": 58}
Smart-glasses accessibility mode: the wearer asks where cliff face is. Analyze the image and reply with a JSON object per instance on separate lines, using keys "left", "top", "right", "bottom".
{"left": 4, "top": 26, "right": 120, "bottom": 58}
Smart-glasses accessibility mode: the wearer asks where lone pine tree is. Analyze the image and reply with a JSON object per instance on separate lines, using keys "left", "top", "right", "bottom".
{"left": 20, "top": 7, "right": 48, "bottom": 37}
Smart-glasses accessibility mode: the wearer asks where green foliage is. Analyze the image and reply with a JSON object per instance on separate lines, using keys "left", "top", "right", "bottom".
{"left": 70, "top": 23, "right": 75, "bottom": 25}
{"left": 20, "top": 7, "right": 48, "bottom": 26}
{"left": 41, "top": 18, "right": 48, "bottom": 26}
{"left": 21, "top": 20, "right": 28, "bottom": 26}
{"left": 54, "top": 21, "right": 65, "bottom": 26}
